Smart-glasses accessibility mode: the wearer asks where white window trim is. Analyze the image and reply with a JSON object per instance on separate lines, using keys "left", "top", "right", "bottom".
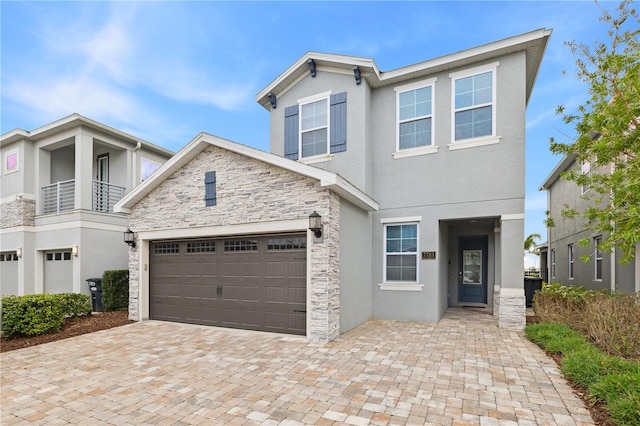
{"left": 450, "top": 62, "right": 499, "bottom": 144}
{"left": 551, "top": 248, "right": 556, "bottom": 279}
{"left": 594, "top": 236, "right": 603, "bottom": 281}
{"left": 379, "top": 218, "right": 422, "bottom": 291}
{"left": 447, "top": 136, "right": 501, "bottom": 151}
{"left": 581, "top": 160, "right": 591, "bottom": 195}
{"left": 3, "top": 148, "right": 19, "bottom": 175}
{"left": 394, "top": 78, "right": 437, "bottom": 154}
{"left": 298, "top": 91, "right": 331, "bottom": 161}
{"left": 393, "top": 145, "right": 439, "bottom": 159}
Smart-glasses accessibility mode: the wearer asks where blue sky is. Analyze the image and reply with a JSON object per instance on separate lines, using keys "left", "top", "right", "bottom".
{"left": 0, "top": 1, "right": 620, "bottom": 242}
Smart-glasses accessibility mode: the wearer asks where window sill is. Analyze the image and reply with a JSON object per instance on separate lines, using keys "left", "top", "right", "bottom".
{"left": 393, "top": 145, "right": 438, "bottom": 159}
{"left": 378, "top": 283, "right": 424, "bottom": 291}
{"left": 300, "top": 154, "right": 333, "bottom": 165}
{"left": 447, "top": 136, "right": 501, "bottom": 151}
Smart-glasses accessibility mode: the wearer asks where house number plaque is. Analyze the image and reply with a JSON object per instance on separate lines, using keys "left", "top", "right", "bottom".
{"left": 422, "top": 251, "right": 436, "bottom": 260}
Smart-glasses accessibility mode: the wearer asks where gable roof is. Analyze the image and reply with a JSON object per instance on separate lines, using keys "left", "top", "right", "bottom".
{"left": 0, "top": 113, "right": 173, "bottom": 157}
{"left": 539, "top": 154, "right": 577, "bottom": 191}
{"left": 114, "top": 133, "right": 379, "bottom": 213}
{"left": 256, "top": 28, "right": 551, "bottom": 110}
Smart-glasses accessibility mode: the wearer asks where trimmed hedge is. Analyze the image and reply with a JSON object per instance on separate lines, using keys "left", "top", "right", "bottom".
{"left": 102, "top": 269, "right": 129, "bottom": 312}
{"left": 1, "top": 293, "right": 91, "bottom": 337}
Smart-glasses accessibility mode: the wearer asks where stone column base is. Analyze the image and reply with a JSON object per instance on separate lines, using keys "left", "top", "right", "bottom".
{"left": 498, "top": 288, "right": 525, "bottom": 329}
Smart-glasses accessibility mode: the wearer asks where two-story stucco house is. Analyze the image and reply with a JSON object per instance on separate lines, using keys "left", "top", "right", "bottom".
{"left": 0, "top": 114, "right": 173, "bottom": 297}
{"left": 539, "top": 154, "right": 639, "bottom": 294}
{"left": 115, "top": 29, "right": 551, "bottom": 341}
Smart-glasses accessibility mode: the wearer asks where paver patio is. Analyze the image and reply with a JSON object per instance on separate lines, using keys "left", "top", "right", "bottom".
{"left": 1, "top": 308, "right": 595, "bottom": 425}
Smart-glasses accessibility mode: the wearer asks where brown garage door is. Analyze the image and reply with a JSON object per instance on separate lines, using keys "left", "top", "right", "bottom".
{"left": 150, "top": 234, "right": 306, "bottom": 335}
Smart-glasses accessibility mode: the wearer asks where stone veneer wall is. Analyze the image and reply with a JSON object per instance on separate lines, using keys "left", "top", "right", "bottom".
{"left": 497, "top": 291, "right": 526, "bottom": 329}
{"left": 1, "top": 199, "right": 36, "bottom": 228}
{"left": 128, "top": 145, "right": 342, "bottom": 341}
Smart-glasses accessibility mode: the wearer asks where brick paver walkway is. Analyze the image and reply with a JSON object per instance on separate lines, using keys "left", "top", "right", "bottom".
{"left": 1, "top": 308, "right": 595, "bottom": 425}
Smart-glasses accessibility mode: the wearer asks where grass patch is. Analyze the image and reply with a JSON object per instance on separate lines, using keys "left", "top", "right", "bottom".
{"left": 530, "top": 283, "right": 640, "bottom": 424}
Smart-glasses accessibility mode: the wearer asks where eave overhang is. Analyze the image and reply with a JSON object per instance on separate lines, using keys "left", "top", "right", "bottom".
{"left": 257, "top": 28, "right": 552, "bottom": 110}
{"left": 114, "top": 133, "right": 379, "bottom": 214}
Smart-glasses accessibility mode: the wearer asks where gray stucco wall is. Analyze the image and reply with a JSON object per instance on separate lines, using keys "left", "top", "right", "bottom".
{"left": 269, "top": 71, "right": 371, "bottom": 192}
{"left": 546, "top": 160, "right": 636, "bottom": 292}
{"left": 338, "top": 198, "right": 372, "bottom": 333}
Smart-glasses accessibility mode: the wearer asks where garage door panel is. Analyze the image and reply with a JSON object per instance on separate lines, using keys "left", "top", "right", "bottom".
{"left": 150, "top": 235, "right": 306, "bottom": 335}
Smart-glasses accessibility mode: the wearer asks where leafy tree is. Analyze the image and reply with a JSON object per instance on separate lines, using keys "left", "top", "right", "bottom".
{"left": 549, "top": 0, "right": 640, "bottom": 264}
{"left": 525, "top": 233, "right": 542, "bottom": 254}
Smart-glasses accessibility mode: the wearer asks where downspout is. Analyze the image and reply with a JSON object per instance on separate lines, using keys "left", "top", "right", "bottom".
{"left": 132, "top": 142, "right": 142, "bottom": 188}
{"left": 610, "top": 248, "right": 616, "bottom": 292}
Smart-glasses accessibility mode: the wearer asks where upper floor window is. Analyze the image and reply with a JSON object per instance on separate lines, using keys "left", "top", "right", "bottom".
{"left": 594, "top": 236, "right": 603, "bottom": 280}
{"left": 451, "top": 63, "right": 497, "bottom": 142}
{"left": 568, "top": 244, "right": 574, "bottom": 279}
{"left": 395, "top": 79, "right": 435, "bottom": 151}
{"left": 284, "top": 92, "right": 347, "bottom": 161}
{"left": 581, "top": 160, "right": 591, "bottom": 194}
{"left": 300, "top": 97, "right": 329, "bottom": 158}
{"left": 3, "top": 148, "right": 19, "bottom": 175}
{"left": 141, "top": 158, "right": 162, "bottom": 181}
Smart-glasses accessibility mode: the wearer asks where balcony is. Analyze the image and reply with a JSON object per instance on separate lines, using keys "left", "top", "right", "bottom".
{"left": 41, "top": 180, "right": 125, "bottom": 214}
{"left": 92, "top": 180, "right": 125, "bottom": 213}
{"left": 42, "top": 180, "right": 75, "bottom": 214}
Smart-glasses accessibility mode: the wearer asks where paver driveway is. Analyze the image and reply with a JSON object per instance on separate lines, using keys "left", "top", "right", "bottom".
{"left": 1, "top": 308, "right": 595, "bottom": 425}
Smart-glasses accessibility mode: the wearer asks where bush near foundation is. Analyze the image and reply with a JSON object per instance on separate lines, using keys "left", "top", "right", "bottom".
{"left": 101, "top": 270, "right": 129, "bottom": 312}
{"left": 525, "top": 322, "right": 640, "bottom": 425}
{"left": 1, "top": 293, "right": 91, "bottom": 337}
{"left": 533, "top": 283, "right": 640, "bottom": 361}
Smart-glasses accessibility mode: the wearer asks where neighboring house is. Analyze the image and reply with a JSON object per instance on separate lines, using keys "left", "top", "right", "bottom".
{"left": 0, "top": 114, "right": 173, "bottom": 297}
{"left": 115, "top": 29, "right": 551, "bottom": 340}
{"left": 539, "top": 154, "right": 639, "bottom": 293}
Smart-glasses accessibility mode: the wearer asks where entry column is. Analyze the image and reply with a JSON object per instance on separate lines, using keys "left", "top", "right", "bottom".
{"left": 498, "top": 214, "right": 525, "bottom": 329}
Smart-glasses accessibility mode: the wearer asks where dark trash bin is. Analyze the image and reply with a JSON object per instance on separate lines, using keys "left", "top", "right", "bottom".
{"left": 524, "top": 277, "right": 543, "bottom": 308}
{"left": 86, "top": 278, "right": 103, "bottom": 312}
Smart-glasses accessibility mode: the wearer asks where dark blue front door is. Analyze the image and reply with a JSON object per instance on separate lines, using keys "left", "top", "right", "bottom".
{"left": 458, "top": 236, "right": 488, "bottom": 304}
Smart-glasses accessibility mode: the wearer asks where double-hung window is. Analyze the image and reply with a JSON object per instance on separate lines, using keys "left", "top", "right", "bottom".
{"left": 451, "top": 63, "right": 497, "bottom": 142}
{"left": 568, "top": 244, "right": 574, "bottom": 279}
{"left": 284, "top": 91, "right": 347, "bottom": 161}
{"left": 594, "top": 236, "right": 603, "bottom": 280}
{"left": 300, "top": 97, "right": 329, "bottom": 158}
{"left": 384, "top": 223, "right": 418, "bottom": 282}
{"left": 395, "top": 79, "right": 435, "bottom": 152}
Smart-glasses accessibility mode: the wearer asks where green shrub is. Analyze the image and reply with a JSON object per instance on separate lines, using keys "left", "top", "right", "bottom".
{"left": 1, "top": 293, "right": 92, "bottom": 337}
{"left": 590, "top": 370, "right": 640, "bottom": 426}
{"left": 101, "top": 269, "right": 129, "bottom": 311}
{"left": 1, "top": 294, "right": 65, "bottom": 337}
{"left": 58, "top": 293, "right": 92, "bottom": 317}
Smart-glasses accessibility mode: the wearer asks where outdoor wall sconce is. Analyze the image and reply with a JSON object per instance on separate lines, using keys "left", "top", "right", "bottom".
{"left": 267, "top": 92, "right": 277, "bottom": 108}
{"left": 72, "top": 245, "right": 79, "bottom": 257}
{"left": 124, "top": 228, "right": 136, "bottom": 248}
{"left": 309, "top": 211, "right": 323, "bottom": 238}
{"left": 353, "top": 66, "right": 362, "bottom": 85}
{"left": 307, "top": 58, "right": 317, "bottom": 77}
{"left": 16, "top": 247, "right": 22, "bottom": 258}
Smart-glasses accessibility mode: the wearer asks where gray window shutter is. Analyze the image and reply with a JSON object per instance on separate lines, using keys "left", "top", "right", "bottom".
{"left": 205, "top": 171, "right": 217, "bottom": 206}
{"left": 330, "top": 92, "right": 347, "bottom": 153}
{"left": 284, "top": 105, "right": 299, "bottom": 160}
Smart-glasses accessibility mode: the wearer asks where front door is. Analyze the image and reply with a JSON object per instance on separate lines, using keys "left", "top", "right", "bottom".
{"left": 458, "top": 236, "right": 488, "bottom": 304}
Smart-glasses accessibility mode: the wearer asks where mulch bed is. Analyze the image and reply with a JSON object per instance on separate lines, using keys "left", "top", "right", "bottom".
{"left": 0, "top": 310, "right": 133, "bottom": 353}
